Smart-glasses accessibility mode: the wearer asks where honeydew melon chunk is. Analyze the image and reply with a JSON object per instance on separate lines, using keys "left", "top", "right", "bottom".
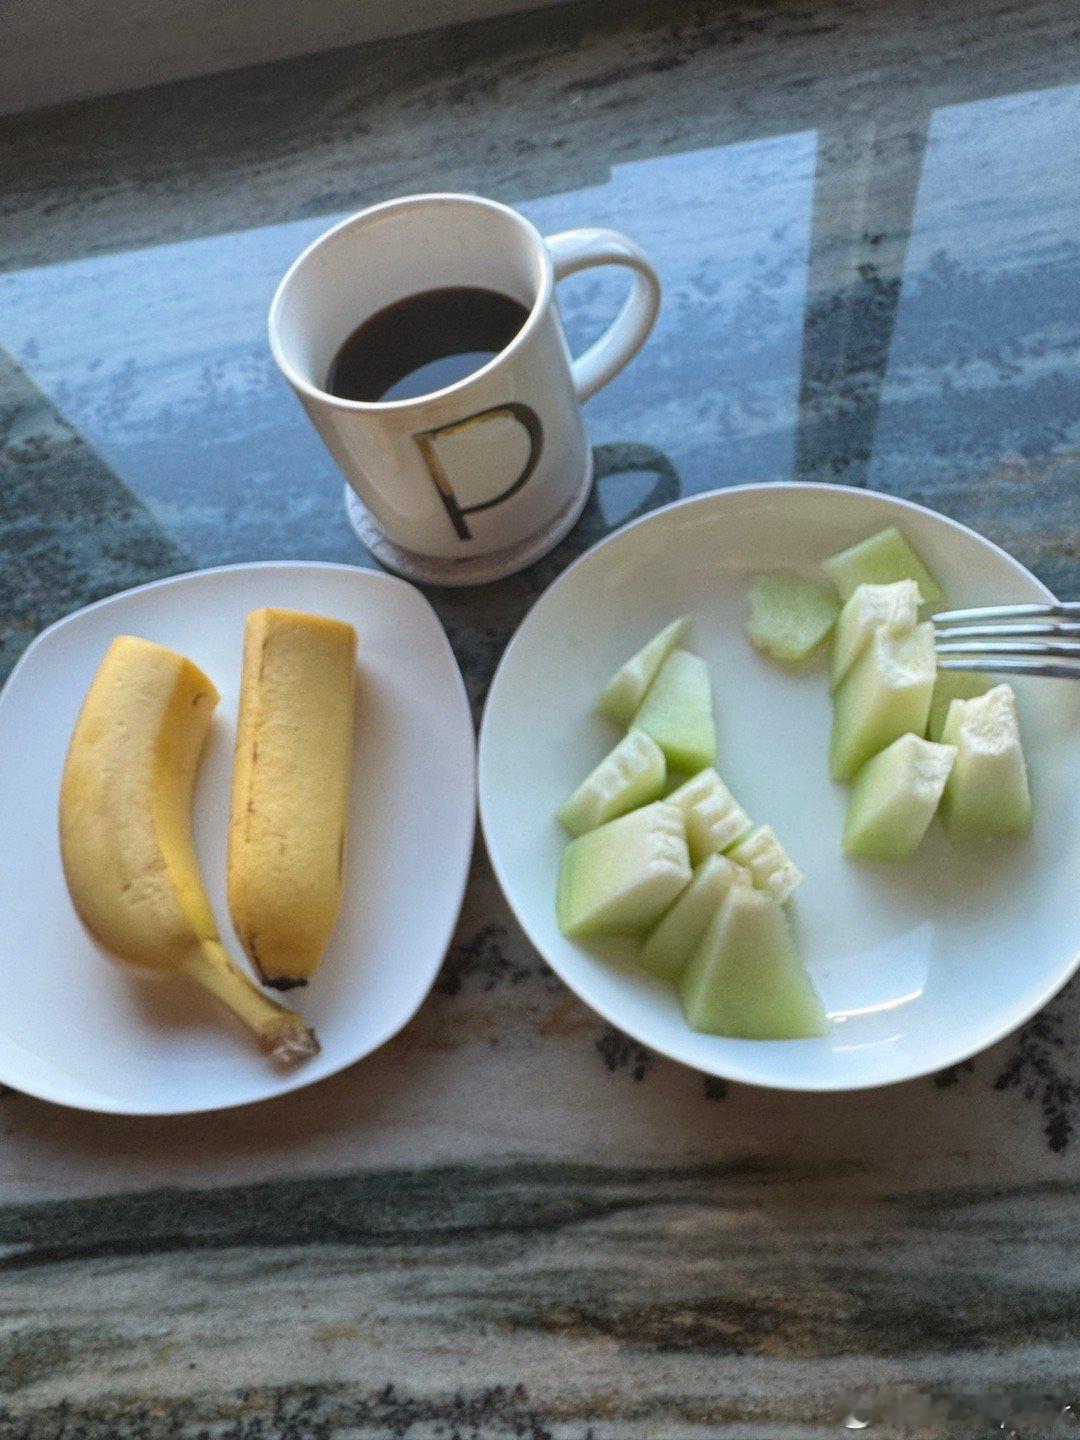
{"left": 666, "top": 768, "right": 751, "bottom": 863}
{"left": 829, "top": 622, "right": 936, "bottom": 781}
{"left": 939, "top": 684, "right": 1032, "bottom": 837}
{"left": 679, "top": 886, "right": 827, "bottom": 1039}
{"left": 823, "top": 526, "right": 943, "bottom": 606}
{"left": 746, "top": 573, "right": 840, "bottom": 665}
{"left": 843, "top": 733, "right": 956, "bottom": 861}
{"left": 556, "top": 802, "right": 692, "bottom": 940}
{"left": 830, "top": 580, "right": 922, "bottom": 690}
{"left": 631, "top": 650, "right": 716, "bottom": 774}
{"left": 639, "top": 854, "right": 752, "bottom": 981}
{"left": 557, "top": 729, "right": 667, "bottom": 837}
{"left": 926, "top": 669, "right": 992, "bottom": 743}
{"left": 727, "top": 824, "right": 803, "bottom": 903}
{"left": 596, "top": 617, "right": 690, "bottom": 726}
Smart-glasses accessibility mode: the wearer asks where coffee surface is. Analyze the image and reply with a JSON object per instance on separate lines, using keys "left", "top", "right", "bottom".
{"left": 325, "top": 286, "right": 531, "bottom": 403}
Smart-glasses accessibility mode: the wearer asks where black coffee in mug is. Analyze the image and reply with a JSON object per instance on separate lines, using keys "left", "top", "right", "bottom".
{"left": 325, "top": 286, "right": 531, "bottom": 403}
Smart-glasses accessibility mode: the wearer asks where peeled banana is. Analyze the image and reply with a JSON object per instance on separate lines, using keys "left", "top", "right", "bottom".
{"left": 228, "top": 608, "right": 357, "bottom": 989}
{"left": 59, "top": 635, "right": 319, "bottom": 1064}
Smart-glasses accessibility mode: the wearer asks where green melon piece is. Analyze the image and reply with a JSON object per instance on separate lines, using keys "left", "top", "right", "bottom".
{"left": 823, "top": 526, "right": 943, "bottom": 606}
{"left": 630, "top": 650, "right": 716, "bottom": 774}
{"left": 639, "top": 854, "right": 752, "bottom": 981}
{"left": 926, "top": 669, "right": 992, "bottom": 742}
{"left": 557, "top": 729, "right": 667, "bottom": 837}
{"left": 596, "top": 617, "right": 690, "bottom": 726}
{"left": 556, "top": 802, "right": 692, "bottom": 940}
{"left": 939, "top": 684, "right": 1032, "bottom": 837}
{"left": 727, "top": 824, "right": 803, "bottom": 903}
{"left": 830, "top": 580, "right": 922, "bottom": 690}
{"left": 665, "top": 768, "right": 751, "bottom": 863}
{"left": 830, "top": 622, "right": 936, "bottom": 781}
{"left": 679, "top": 886, "right": 828, "bottom": 1039}
{"left": 843, "top": 733, "right": 956, "bottom": 861}
{"left": 746, "top": 573, "right": 840, "bottom": 666}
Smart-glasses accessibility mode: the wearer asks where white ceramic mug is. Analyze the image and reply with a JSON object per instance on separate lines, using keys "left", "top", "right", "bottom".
{"left": 268, "top": 193, "right": 661, "bottom": 584}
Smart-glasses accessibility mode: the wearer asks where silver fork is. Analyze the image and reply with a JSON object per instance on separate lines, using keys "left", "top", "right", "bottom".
{"left": 933, "top": 601, "right": 1080, "bottom": 679}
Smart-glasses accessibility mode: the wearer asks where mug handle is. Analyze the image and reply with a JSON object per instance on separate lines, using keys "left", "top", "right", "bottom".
{"left": 545, "top": 229, "right": 661, "bottom": 403}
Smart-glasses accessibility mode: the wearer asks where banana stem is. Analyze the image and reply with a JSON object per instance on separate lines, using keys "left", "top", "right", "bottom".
{"left": 183, "top": 941, "right": 320, "bottom": 1065}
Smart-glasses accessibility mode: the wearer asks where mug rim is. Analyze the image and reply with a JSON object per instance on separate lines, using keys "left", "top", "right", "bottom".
{"left": 267, "top": 192, "right": 555, "bottom": 414}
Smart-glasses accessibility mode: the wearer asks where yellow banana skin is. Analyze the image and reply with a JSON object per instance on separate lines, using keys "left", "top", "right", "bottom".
{"left": 59, "top": 635, "right": 319, "bottom": 1064}
{"left": 228, "top": 609, "right": 357, "bottom": 989}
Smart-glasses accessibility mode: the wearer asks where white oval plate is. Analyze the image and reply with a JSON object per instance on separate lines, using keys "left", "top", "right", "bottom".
{"left": 0, "top": 562, "right": 475, "bottom": 1115}
{"left": 479, "top": 483, "right": 1080, "bottom": 1091}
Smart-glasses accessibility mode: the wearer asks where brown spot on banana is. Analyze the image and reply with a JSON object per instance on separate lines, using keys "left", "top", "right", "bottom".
{"left": 248, "top": 932, "right": 308, "bottom": 991}
{"left": 264, "top": 974, "right": 308, "bottom": 992}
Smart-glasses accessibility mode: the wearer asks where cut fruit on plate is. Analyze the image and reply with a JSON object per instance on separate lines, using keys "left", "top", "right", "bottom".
{"left": 746, "top": 572, "right": 840, "bottom": 665}
{"left": 639, "top": 853, "right": 751, "bottom": 982}
{"left": 843, "top": 733, "right": 956, "bottom": 861}
{"left": 666, "top": 767, "right": 751, "bottom": 863}
{"left": 679, "top": 885, "right": 827, "bottom": 1039}
{"left": 228, "top": 607, "right": 358, "bottom": 992}
{"left": 631, "top": 649, "right": 716, "bottom": 775}
{"left": 823, "top": 526, "right": 944, "bottom": 606}
{"left": 557, "top": 728, "right": 666, "bottom": 837}
{"left": 830, "top": 621, "right": 937, "bottom": 781}
{"left": 927, "top": 669, "right": 992, "bottom": 743}
{"left": 727, "top": 824, "right": 803, "bottom": 904}
{"left": 596, "top": 617, "right": 690, "bottom": 727}
{"left": 830, "top": 580, "right": 922, "bottom": 690}
{"left": 940, "top": 684, "right": 1032, "bottom": 837}
{"left": 556, "top": 802, "right": 692, "bottom": 940}
{"left": 477, "top": 481, "right": 1075, "bottom": 1089}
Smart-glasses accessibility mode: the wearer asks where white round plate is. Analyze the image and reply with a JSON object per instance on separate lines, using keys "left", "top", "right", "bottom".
{"left": 479, "top": 483, "right": 1080, "bottom": 1092}
{"left": 0, "top": 562, "right": 475, "bottom": 1115}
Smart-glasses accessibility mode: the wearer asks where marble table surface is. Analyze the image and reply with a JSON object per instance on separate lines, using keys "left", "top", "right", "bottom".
{"left": 1, "top": 0, "right": 1079, "bottom": 1433}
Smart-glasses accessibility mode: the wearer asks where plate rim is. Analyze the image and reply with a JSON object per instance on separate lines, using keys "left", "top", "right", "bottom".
{"left": 0, "top": 559, "right": 477, "bottom": 1117}
{"left": 478, "top": 480, "right": 1074, "bottom": 1093}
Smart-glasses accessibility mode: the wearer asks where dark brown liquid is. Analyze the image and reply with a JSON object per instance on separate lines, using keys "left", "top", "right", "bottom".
{"left": 325, "top": 286, "right": 531, "bottom": 403}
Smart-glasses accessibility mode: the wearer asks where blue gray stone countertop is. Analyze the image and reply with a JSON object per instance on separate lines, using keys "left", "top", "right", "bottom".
{"left": 1, "top": 0, "right": 1079, "bottom": 1433}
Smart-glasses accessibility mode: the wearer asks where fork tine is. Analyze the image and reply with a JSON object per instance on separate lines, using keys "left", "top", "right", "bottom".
{"left": 932, "top": 601, "right": 1080, "bottom": 624}
{"left": 930, "top": 601, "right": 1080, "bottom": 678}
{"left": 936, "top": 639, "right": 1080, "bottom": 658}
{"left": 937, "top": 657, "right": 1080, "bottom": 680}
{"left": 934, "top": 621, "right": 1080, "bottom": 641}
